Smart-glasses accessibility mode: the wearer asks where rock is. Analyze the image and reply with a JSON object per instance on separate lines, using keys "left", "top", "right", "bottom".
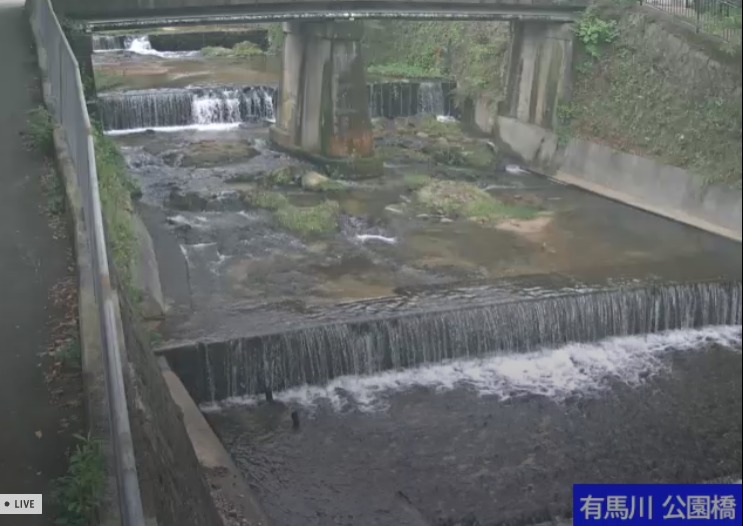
{"left": 416, "top": 213, "right": 430, "bottom": 219}
{"left": 416, "top": 132, "right": 429, "bottom": 139}
{"left": 440, "top": 217, "right": 454, "bottom": 223}
{"left": 301, "top": 171, "right": 331, "bottom": 190}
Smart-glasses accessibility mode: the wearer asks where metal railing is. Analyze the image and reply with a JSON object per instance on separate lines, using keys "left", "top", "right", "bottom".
{"left": 26, "top": 1, "right": 146, "bottom": 525}
{"left": 642, "top": 0, "right": 742, "bottom": 44}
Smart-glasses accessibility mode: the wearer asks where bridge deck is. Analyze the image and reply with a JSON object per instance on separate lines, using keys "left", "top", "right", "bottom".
{"left": 56, "top": 0, "right": 588, "bottom": 29}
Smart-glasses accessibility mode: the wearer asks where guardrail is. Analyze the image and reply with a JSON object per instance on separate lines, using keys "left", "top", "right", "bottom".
{"left": 25, "top": 0, "right": 146, "bottom": 524}
{"left": 641, "top": 0, "right": 742, "bottom": 44}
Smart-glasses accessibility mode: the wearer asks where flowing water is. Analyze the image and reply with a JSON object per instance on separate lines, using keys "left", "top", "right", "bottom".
{"left": 165, "top": 281, "right": 742, "bottom": 403}
{"left": 206, "top": 326, "right": 742, "bottom": 526}
{"left": 98, "top": 86, "right": 277, "bottom": 131}
{"left": 94, "top": 35, "right": 743, "bottom": 526}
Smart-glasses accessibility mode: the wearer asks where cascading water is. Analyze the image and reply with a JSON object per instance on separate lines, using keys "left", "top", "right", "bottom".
{"left": 98, "top": 86, "right": 277, "bottom": 131}
{"left": 417, "top": 81, "right": 446, "bottom": 116}
{"left": 367, "top": 81, "right": 457, "bottom": 119}
{"left": 163, "top": 281, "right": 743, "bottom": 404}
{"left": 92, "top": 34, "right": 133, "bottom": 52}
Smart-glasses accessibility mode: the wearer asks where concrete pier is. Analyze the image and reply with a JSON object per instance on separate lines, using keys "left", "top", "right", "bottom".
{"left": 504, "top": 21, "right": 573, "bottom": 129}
{"left": 270, "top": 21, "right": 380, "bottom": 176}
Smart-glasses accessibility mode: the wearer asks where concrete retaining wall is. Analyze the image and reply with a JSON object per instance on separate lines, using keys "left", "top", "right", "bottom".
{"left": 496, "top": 116, "right": 742, "bottom": 241}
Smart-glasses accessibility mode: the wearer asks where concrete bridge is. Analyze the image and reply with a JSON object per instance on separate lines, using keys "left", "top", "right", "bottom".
{"left": 58, "top": 0, "right": 587, "bottom": 171}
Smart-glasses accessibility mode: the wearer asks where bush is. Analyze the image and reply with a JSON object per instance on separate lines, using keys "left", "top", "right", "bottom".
{"left": 53, "top": 434, "right": 105, "bottom": 526}
{"left": 575, "top": 12, "right": 619, "bottom": 58}
{"left": 201, "top": 41, "right": 264, "bottom": 58}
{"left": 250, "top": 190, "right": 289, "bottom": 210}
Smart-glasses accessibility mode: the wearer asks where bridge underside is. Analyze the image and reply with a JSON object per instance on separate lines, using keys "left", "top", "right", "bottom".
{"left": 56, "top": 1, "right": 584, "bottom": 31}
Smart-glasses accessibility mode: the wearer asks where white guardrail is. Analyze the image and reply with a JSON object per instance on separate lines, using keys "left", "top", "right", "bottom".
{"left": 26, "top": 0, "right": 146, "bottom": 524}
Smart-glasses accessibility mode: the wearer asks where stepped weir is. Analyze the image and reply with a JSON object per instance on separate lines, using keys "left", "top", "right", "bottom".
{"left": 161, "top": 280, "right": 742, "bottom": 404}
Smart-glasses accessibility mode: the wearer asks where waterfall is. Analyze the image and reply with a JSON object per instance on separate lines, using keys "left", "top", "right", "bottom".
{"left": 418, "top": 81, "right": 445, "bottom": 116}
{"left": 98, "top": 86, "right": 277, "bottom": 131}
{"left": 92, "top": 35, "right": 133, "bottom": 52}
{"left": 162, "top": 281, "right": 743, "bottom": 404}
{"left": 367, "top": 81, "right": 457, "bottom": 119}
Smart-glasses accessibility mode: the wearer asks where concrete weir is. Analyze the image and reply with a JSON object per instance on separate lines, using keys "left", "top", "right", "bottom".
{"left": 270, "top": 21, "right": 382, "bottom": 175}
{"left": 161, "top": 280, "right": 742, "bottom": 405}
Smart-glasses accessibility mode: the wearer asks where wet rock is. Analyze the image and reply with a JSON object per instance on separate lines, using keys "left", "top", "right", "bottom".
{"left": 180, "top": 140, "right": 260, "bottom": 168}
{"left": 301, "top": 171, "right": 331, "bottom": 190}
{"left": 440, "top": 217, "right": 454, "bottom": 224}
{"left": 167, "top": 189, "right": 209, "bottom": 212}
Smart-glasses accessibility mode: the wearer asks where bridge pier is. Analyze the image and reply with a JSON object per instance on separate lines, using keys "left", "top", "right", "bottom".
{"left": 503, "top": 21, "right": 573, "bottom": 129}
{"left": 270, "top": 21, "right": 380, "bottom": 176}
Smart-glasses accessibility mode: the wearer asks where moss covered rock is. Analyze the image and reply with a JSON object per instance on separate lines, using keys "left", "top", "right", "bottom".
{"left": 416, "top": 180, "right": 537, "bottom": 224}
{"left": 275, "top": 201, "right": 341, "bottom": 236}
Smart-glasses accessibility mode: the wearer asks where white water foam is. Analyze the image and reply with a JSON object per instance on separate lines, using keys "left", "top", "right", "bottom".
{"left": 355, "top": 234, "right": 398, "bottom": 245}
{"left": 127, "top": 36, "right": 198, "bottom": 58}
{"left": 210, "top": 326, "right": 742, "bottom": 413}
{"left": 105, "top": 123, "right": 242, "bottom": 136}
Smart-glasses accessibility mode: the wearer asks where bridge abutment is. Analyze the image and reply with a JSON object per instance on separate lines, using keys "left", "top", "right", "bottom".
{"left": 270, "top": 21, "right": 380, "bottom": 176}
{"left": 504, "top": 21, "right": 573, "bottom": 129}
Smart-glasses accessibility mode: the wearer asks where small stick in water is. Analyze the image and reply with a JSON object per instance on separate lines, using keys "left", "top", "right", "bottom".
{"left": 291, "top": 410, "right": 300, "bottom": 431}
{"left": 264, "top": 388, "right": 273, "bottom": 403}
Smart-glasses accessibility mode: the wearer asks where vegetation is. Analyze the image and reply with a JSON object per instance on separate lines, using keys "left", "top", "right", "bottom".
{"left": 53, "top": 434, "right": 105, "bottom": 526}
{"left": 402, "top": 173, "right": 432, "bottom": 190}
{"left": 367, "top": 62, "right": 442, "bottom": 79}
{"left": 94, "top": 128, "right": 138, "bottom": 289}
{"left": 27, "top": 106, "right": 55, "bottom": 155}
{"left": 56, "top": 339, "right": 82, "bottom": 371}
{"left": 275, "top": 200, "right": 341, "bottom": 236}
{"left": 363, "top": 20, "right": 510, "bottom": 98}
{"left": 574, "top": 10, "right": 619, "bottom": 58}
{"left": 250, "top": 190, "right": 289, "bottom": 210}
{"left": 201, "top": 40, "right": 264, "bottom": 58}
{"left": 567, "top": 4, "right": 742, "bottom": 186}
{"left": 416, "top": 180, "right": 537, "bottom": 223}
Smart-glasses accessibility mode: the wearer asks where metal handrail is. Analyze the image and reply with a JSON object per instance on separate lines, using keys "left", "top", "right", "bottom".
{"left": 641, "top": 0, "right": 742, "bottom": 44}
{"left": 26, "top": 1, "right": 146, "bottom": 524}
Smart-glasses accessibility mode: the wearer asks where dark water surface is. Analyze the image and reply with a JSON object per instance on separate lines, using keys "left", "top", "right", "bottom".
{"left": 207, "top": 336, "right": 742, "bottom": 526}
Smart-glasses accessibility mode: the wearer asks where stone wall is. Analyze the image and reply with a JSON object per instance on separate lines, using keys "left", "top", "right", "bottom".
{"left": 118, "top": 292, "right": 224, "bottom": 526}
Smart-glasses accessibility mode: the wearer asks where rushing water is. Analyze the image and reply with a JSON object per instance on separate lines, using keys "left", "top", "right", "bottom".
{"left": 207, "top": 326, "right": 742, "bottom": 526}
{"left": 98, "top": 86, "right": 277, "bottom": 130}
{"left": 164, "top": 280, "right": 742, "bottom": 404}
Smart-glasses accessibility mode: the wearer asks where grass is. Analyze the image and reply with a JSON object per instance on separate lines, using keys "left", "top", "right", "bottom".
{"left": 53, "top": 434, "right": 105, "bottom": 526}
{"left": 250, "top": 190, "right": 289, "bottom": 210}
{"left": 367, "top": 62, "right": 442, "bottom": 79}
{"left": 402, "top": 173, "right": 432, "bottom": 190}
{"left": 275, "top": 200, "right": 340, "bottom": 236}
{"left": 418, "top": 116, "right": 464, "bottom": 139}
{"left": 27, "top": 106, "right": 55, "bottom": 155}
{"left": 201, "top": 40, "right": 264, "bottom": 58}
{"left": 416, "top": 180, "right": 537, "bottom": 223}
{"left": 94, "top": 128, "right": 138, "bottom": 289}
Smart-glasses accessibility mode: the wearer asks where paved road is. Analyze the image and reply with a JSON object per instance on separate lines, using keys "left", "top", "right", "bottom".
{"left": 0, "top": 1, "right": 75, "bottom": 523}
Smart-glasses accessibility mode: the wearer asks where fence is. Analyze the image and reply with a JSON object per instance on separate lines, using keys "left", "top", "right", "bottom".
{"left": 641, "top": 0, "right": 742, "bottom": 44}
{"left": 25, "top": 0, "right": 146, "bottom": 525}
